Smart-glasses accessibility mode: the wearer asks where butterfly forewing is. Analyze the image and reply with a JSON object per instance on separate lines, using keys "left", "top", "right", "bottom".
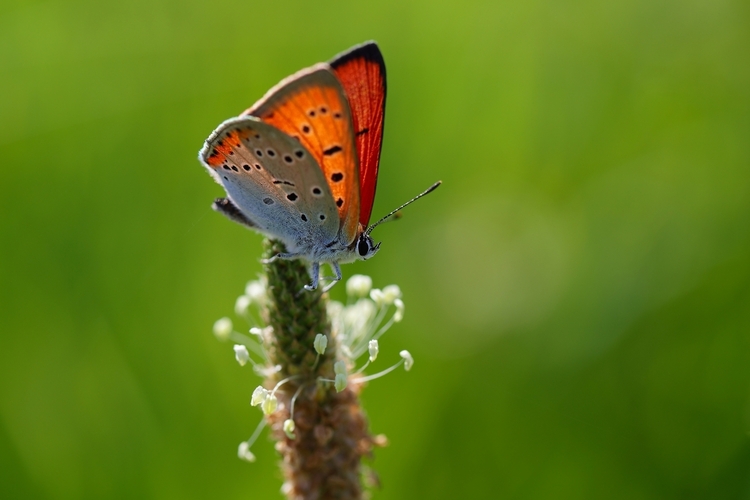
{"left": 199, "top": 116, "right": 339, "bottom": 246}
{"left": 330, "top": 41, "right": 386, "bottom": 228}
{"left": 243, "top": 65, "right": 361, "bottom": 245}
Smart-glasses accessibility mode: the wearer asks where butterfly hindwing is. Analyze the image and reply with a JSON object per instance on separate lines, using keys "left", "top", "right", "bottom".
{"left": 243, "top": 65, "right": 361, "bottom": 245}
{"left": 330, "top": 41, "right": 386, "bottom": 228}
{"left": 199, "top": 116, "right": 339, "bottom": 247}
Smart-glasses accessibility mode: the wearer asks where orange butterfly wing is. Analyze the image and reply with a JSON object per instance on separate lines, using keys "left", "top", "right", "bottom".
{"left": 330, "top": 41, "right": 386, "bottom": 228}
{"left": 243, "top": 65, "right": 361, "bottom": 244}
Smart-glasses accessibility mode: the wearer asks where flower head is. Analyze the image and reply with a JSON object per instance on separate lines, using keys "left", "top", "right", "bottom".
{"left": 382, "top": 285, "right": 402, "bottom": 305}
{"left": 326, "top": 276, "right": 410, "bottom": 380}
{"left": 235, "top": 295, "right": 252, "bottom": 316}
{"left": 346, "top": 274, "right": 373, "bottom": 298}
{"left": 342, "top": 299, "right": 376, "bottom": 337}
{"left": 238, "top": 441, "right": 256, "bottom": 462}
{"left": 233, "top": 345, "right": 250, "bottom": 366}
{"left": 334, "top": 360, "right": 347, "bottom": 375}
{"left": 262, "top": 393, "right": 278, "bottom": 415}
{"left": 313, "top": 333, "right": 328, "bottom": 355}
{"left": 369, "top": 288, "right": 385, "bottom": 306}
{"left": 213, "top": 317, "right": 233, "bottom": 341}
{"left": 334, "top": 373, "right": 348, "bottom": 393}
{"left": 368, "top": 340, "right": 379, "bottom": 362}
{"left": 251, "top": 386, "right": 268, "bottom": 407}
{"left": 400, "top": 350, "right": 414, "bottom": 371}
{"left": 245, "top": 279, "right": 267, "bottom": 305}
{"left": 283, "top": 419, "right": 296, "bottom": 439}
{"left": 394, "top": 299, "right": 404, "bottom": 323}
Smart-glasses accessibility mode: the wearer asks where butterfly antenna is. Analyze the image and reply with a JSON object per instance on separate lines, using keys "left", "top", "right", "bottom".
{"left": 365, "top": 181, "right": 442, "bottom": 236}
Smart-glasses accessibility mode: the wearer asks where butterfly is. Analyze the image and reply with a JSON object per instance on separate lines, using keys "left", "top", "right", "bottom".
{"left": 198, "top": 41, "right": 440, "bottom": 292}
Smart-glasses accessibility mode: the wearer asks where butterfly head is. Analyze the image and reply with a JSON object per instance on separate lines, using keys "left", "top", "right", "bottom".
{"left": 356, "top": 233, "right": 381, "bottom": 260}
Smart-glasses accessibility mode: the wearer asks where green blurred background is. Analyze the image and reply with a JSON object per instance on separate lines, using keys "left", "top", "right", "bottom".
{"left": 2, "top": 0, "right": 749, "bottom": 498}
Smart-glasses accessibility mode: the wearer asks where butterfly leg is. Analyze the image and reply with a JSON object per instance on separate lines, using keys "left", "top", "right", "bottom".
{"left": 303, "top": 262, "right": 342, "bottom": 292}
{"left": 261, "top": 252, "right": 304, "bottom": 264}
{"left": 304, "top": 262, "right": 321, "bottom": 291}
{"left": 320, "top": 262, "right": 343, "bottom": 293}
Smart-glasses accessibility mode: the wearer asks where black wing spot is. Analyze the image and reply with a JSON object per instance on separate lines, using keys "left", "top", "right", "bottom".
{"left": 287, "top": 193, "right": 298, "bottom": 202}
{"left": 255, "top": 149, "right": 263, "bottom": 157}
{"left": 222, "top": 165, "right": 230, "bottom": 171}
{"left": 294, "top": 150, "right": 304, "bottom": 158}
{"left": 284, "top": 155, "right": 293, "bottom": 164}
{"left": 319, "top": 214, "right": 326, "bottom": 220}
{"left": 331, "top": 172, "right": 344, "bottom": 182}
{"left": 228, "top": 151, "right": 234, "bottom": 156}
{"left": 355, "top": 127, "right": 370, "bottom": 137}
{"left": 336, "top": 198, "right": 344, "bottom": 207}
{"left": 301, "top": 214, "right": 308, "bottom": 222}
{"left": 302, "top": 125, "right": 311, "bottom": 134}
{"left": 320, "top": 107, "right": 327, "bottom": 114}
{"left": 273, "top": 180, "right": 295, "bottom": 186}
{"left": 308, "top": 110, "right": 316, "bottom": 117}
{"left": 216, "top": 140, "right": 224, "bottom": 146}
{"left": 312, "top": 187, "right": 322, "bottom": 196}
{"left": 333, "top": 112, "right": 342, "bottom": 119}
{"left": 263, "top": 198, "right": 274, "bottom": 205}
{"left": 223, "top": 176, "right": 228, "bottom": 180}
{"left": 254, "top": 134, "right": 260, "bottom": 139}
{"left": 266, "top": 149, "right": 276, "bottom": 157}
{"left": 324, "top": 145, "right": 342, "bottom": 156}
{"left": 242, "top": 164, "right": 251, "bottom": 171}
{"left": 231, "top": 165, "right": 239, "bottom": 172}
{"left": 255, "top": 164, "right": 262, "bottom": 170}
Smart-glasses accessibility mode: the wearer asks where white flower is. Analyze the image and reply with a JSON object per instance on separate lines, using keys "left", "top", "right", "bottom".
{"left": 327, "top": 300, "right": 344, "bottom": 320}
{"left": 369, "top": 288, "right": 385, "bottom": 306}
{"left": 400, "top": 350, "right": 414, "bottom": 371}
{"left": 251, "top": 386, "right": 268, "bottom": 406}
{"left": 245, "top": 280, "right": 266, "bottom": 304}
{"left": 368, "top": 340, "right": 379, "bottom": 362}
{"left": 283, "top": 419, "right": 296, "bottom": 439}
{"left": 325, "top": 278, "right": 409, "bottom": 383}
{"left": 262, "top": 393, "right": 278, "bottom": 415}
{"left": 346, "top": 274, "right": 373, "bottom": 298}
{"left": 238, "top": 441, "right": 256, "bottom": 462}
{"left": 381, "top": 285, "right": 402, "bottom": 305}
{"left": 233, "top": 345, "right": 250, "bottom": 366}
{"left": 334, "top": 360, "right": 347, "bottom": 375}
{"left": 213, "top": 317, "right": 233, "bottom": 341}
{"left": 235, "top": 295, "right": 251, "bottom": 316}
{"left": 334, "top": 373, "right": 348, "bottom": 392}
{"left": 393, "top": 298, "right": 405, "bottom": 323}
{"left": 314, "top": 334, "right": 328, "bottom": 355}
{"left": 342, "top": 299, "right": 376, "bottom": 332}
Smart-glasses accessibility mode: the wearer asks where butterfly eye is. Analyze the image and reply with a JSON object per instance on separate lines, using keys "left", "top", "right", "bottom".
{"left": 357, "top": 237, "right": 370, "bottom": 257}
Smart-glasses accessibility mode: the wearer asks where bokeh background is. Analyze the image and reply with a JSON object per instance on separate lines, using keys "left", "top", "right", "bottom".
{"left": 2, "top": 0, "right": 749, "bottom": 498}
